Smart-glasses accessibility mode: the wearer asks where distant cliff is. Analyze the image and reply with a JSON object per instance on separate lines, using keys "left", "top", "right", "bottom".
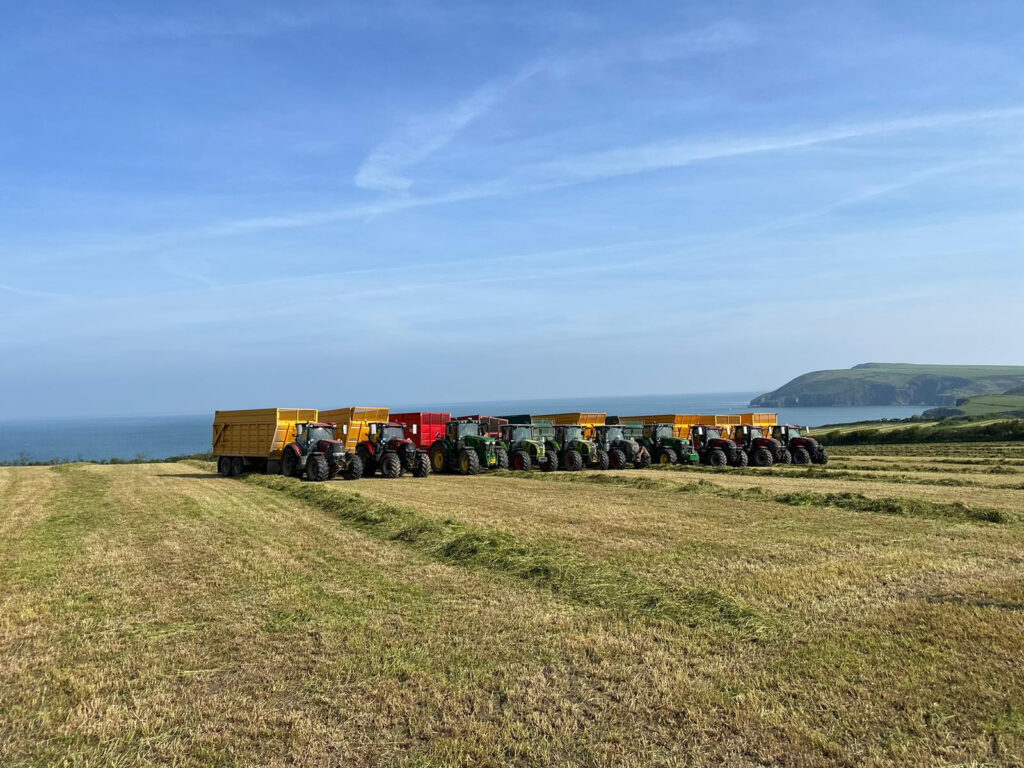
{"left": 751, "top": 363, "right": 1024, "bottom": 408}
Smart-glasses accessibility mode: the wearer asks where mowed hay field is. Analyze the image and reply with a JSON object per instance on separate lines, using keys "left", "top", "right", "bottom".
{"left": 1, "top": 445, "right": 1023, "bottom": 767}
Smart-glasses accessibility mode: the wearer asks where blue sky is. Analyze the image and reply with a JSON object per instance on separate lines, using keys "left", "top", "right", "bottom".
{"left": 1, "top": 1, "right": 1022, "bottom": 417}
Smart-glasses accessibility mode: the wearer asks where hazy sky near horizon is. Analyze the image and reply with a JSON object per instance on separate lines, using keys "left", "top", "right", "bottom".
{"left": 1, "top": 1, "right": 1023, "bottom": 417}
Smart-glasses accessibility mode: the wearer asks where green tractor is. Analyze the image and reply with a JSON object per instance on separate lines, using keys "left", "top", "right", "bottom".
{"left": 593, "top": 423, "right": 651, "bottom": 469}
{"left": 500, "top": 423, "right": 558, "bottom": 471}
{"left": 429, "top": 420, "right": 507, "bottom": 475}
{"left": 547, "top": 424, "right": 608, "bottom": 471}
{"left": 636, "top": 423, "right": 699, "bottom": 466}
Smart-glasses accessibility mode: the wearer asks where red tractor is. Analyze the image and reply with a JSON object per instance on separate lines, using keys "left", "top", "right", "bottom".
{"left": 731, "top": 424, "right": 789, "bottom": 467}
{"left": 771, "top": 425, "right": 829, "bottom": 465}
{"left": 355, "top": 422, "right": 431, "bottom": 479}
{"left": 689, "top": 424, "right": 747, "bottom": 467}
{"left": 281, "top": 422, "right": 364, "bottom": 481}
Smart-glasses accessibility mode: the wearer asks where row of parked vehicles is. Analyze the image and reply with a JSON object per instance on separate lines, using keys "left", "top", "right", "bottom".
{"left": 212, "top": 408, "right": 829, "bottom": 482}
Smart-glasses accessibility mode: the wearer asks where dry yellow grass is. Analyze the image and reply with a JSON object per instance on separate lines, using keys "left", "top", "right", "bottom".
{"left": 1, "top": 447, "right": 1022, "bottom": 767}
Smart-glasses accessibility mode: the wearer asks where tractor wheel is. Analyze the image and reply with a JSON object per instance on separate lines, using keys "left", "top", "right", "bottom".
{"left": 608, "top": 448, "right": 626, "bottom": 470}
{"left": 306, "top": 454, "right": 329, "bottom": 482}
{"left": 792, "top": 447, "right": 811, "bottom": 465}
{"left": 637, "top": 450, "right": 652, "bottom": 469}
{"left": 218, "top": 457, "right": 232, "bottom": 476}
{"left": 542, "top": 453, "right": 558, "bottom": 472}
{"left": 780, "top": 449, "right": 793, "bottom": 464}
{"left": 495, "top": 447, "right": 509, "bottom": 470}
{"left": 344, "top": 454, "right": 364, "bottom": 481}
{"left": 563, "top": 449, "right": 583, "bottom": 472}
{"left": 458, "top": 448, "right": 480, "bottom": 475}
{"left": 412, "top": 452, "right": 431, "bottom": 478}
{"left": 752, "top": 447, "right": 773, "bottom": 467}
{"left": 709, "top": 448, "right": 728, "bottom": 467}
{"left": 358, "top": 446, "right": 376, "bottom": 477}
{"left": 657, "top": 448, "right": 677, "bottom": 466}
{"left": 512, "top": 451, "right": 531, "bottom": 471}
{"left": 596, "top": 449, "right": 610, "bottom": 470}
{"left": 816, "top": 448, "right": 830, "bottom": 465}
{"left": 281, "top": 450, "right": 297, "bottom": 478}
{"left": 732, "top": 450, "right": 748, "bottom": 468}
{"left": 381, "top": 452, "right": 402, "bottom": 479}
{"left": 430, "top": 443, "right": 448, "bottom": 474}
{"left": 231, "top": 457, "right": 245, "bottom": 476}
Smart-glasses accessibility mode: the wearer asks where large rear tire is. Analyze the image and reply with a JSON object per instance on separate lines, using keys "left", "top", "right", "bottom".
{"left": 608, "top": 448, "right": 627, "bottom": 470}
{"left": 657, "top": 448, "right": 677, "bottom": 466}
{"left": 563, "top": 449, "right": 583, "bottom": 472}
{"left": 495, "top": 447, "right": 509, "bottom": 470}
{"left": 596, "top": 449, "right": 609, "bottom": 470}
{"left": 381, "top": 452, "right": 402, "bottom": 479}
{"left": 230, "top": 457, "right": 245, "bottom": 476}
{"left": 430, "top": 443, "right": 447, "bottom": 474}
{"left": 412, "top": 452, "right": 431, "bottom": 478}
{"left": 709, "top": 448, "right": 728, "bottom": 467}
{"left": 344, "top": 454, "right": 364, "bottom": 480}
{"left": 512, "top": 451, "right": 531, "bottom": 471}
{"left": 218, "top": 457, "right": 232, "bottom": 476}
{"left": 306, "top": 454, "right": 329, "bottom": 482}
{"left": 458, "top": 448, "right": 480, "bottom": 475}
{"left": 816, "top": 448, "right": 829, "bottom": 465}
{"left": 792, "top": 447, "right": 811, "bottom": 465}
{"left": 752, "top": 447, "right": 773, "bottom": 467}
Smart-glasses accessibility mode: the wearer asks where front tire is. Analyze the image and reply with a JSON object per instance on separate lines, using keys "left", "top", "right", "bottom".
{"left": 595, "top": 449, "right": 610, "bottom": 470}
{"left": 412, "top": 452, "right": 431, "bottom": 478}
{"left": 381, "top": 452, "right": 402, "bottom": 479}
{"left": 816, "top": 448, "right": 829, "bottom": 465}
{"left": 709, "top": 448, "right": 728, "bottom": 467}
{"left": 344, "top": 454, "right": 364, "bottom": 480}
{"left": 780, "top": 449, "right": 793, "bottom": 464}
{"left": 306, "top": 454, "right": 329, "bottom": 482}
{"left": 458, "top": 448, "right": 480, "bottom": 475}
{"left": 608, "top": 448, "right": 627, "bottom": 469}
{"left": 495, "top": 447, "right": 509, "bottom": 470}
{"left": 357, "top": 446, "right": 376, "bottom": 477}
{"left": 542, "top": 453, "right": 558, "bottom": 472}
{"left": 792, "top": 447, "right": 811, "bottom": 465}
{"left": 563, "top": 449, "right": 583, "bottom": 472}
{"left": 752, "top": 447, "right": 773, "bottom": 467}
{"left": 512, "top": 451, "right": 531, "bottom": 471}
{"left": 637, "top": 450, "right": 652, "bottom": 469}
{"left": 281, "top": 450, "right": 298, "bottom": 478}
{"left": 731, "top": 449, "right": 748, "bottom": 468}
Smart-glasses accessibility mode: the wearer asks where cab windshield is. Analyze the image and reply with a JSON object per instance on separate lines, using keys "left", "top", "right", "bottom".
{"left": 789, "top": 428, "right": 802, "bottom": 438}
{"left": 655, "top": 425, "right": 673, "bottom": 440}
{"left": 510, "top": 426, "right": 533, "bottom": 442}
{"left": 381, "top": 426, "right": 405, "bottom": 442}
{"left": 705, "top": 428, "right": 722, "bottom": 440}
{"left": 305, "top": 426, "right": 335, "bottom": 443}
{"left": 750, "top": 427, "right": 763, "bottom": 439}
{"left": 456, "top": 422, "right": 480, "bottom": 438}
{"left": 562, "top": 426, "right": 583, "bottom": 442}
{"left": 604, "top": 427, "right": 624, "bottom": 441}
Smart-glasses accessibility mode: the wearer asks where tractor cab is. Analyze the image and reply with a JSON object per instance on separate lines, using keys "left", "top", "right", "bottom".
{"left": 771, "top": 425, "right": 805, "bottom": 441}
{"left": 503, "top": 423, "right": 542, "bottom": 444}
{"left": 732, "top": 424, "right": 765, "bottom": 446}
{"left": 371, "top": 422, "right": 411, "bottom": 446}
{"left": 557, "top": 424, "right": 586, "bottom": 444}
{"left": 643, "top": 424, "right": 675, "bottom": 442}
{"left": 690, "top": 424, "right": 726, "bottom": 448}
{"left": 447, "top": 420, "right": 486, "bottom": 441}
{"left": 295, "top": 422, "right": 342, "bottom": 450}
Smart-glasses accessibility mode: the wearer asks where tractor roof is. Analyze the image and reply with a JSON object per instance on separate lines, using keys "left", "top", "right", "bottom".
{"left": 303, "top": 422, "right": 336, "bottom": 428}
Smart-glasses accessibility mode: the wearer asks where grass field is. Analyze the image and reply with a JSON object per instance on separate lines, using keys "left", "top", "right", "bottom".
{"left": 2, "top": 445, "right": 1023, "bottom": 766}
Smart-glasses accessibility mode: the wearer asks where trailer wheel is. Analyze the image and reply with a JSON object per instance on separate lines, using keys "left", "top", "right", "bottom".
{"left": 344, "top": 454, "right": 364, "bottom": 481}
{"left": 230, "top": 457, "right": 245, "bottom": 476}
{"left": 306, "top": 454, "right": 329, "bottom": 482}
{"left": 381, "top": 452, "right": 402, "bottom": 479}
{"left": 792, "top": 447, "right": 811, "bottom": 465}
{"left": 596, "top": 449, "right": 610, "bottom": 470}
{"left": 752, "top": 447, "right": 773, "bottom": 467}
{"left": 430, "top": 443, "right": 448, "bottom": 473}
{"left": 563, "top": 449, "right": 583, "bottom": 472}
{"left": 709, "top": 448, "right": 728, "bottom": 467}
{"left": 412, "top": 452, "right": 431, "bottom": 478}
{"left": 513, "top": 451, "right": 531, "bottom": 471}
{"left": 218, "top": 457, "right": 232, "bottom": 476}
{"left": 657, "top": 448, "right": 677, "bottom": 466}
{"left": 458, "top": 448, "right": 480, "bottom": 475}
{"left": 608, "top": 448, "right": 626, "bottom": 469}
{"left": 495, "top": 447, "right": 509, "bottom": 470}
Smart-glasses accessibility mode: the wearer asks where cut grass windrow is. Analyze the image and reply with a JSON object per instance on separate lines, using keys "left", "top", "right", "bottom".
{"left": 238, "top": 472, "right": 766, "bottom": 634}
{"left": 504, "top": 471, "right": 1012, "bottom": 524}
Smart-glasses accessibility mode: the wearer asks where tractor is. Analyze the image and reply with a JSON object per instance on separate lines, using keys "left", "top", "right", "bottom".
{"left": 636, "top": 423, "right": 699, "bottom": 466}
{"left": 771, "top": 425, "right": 829, "bottom": 465}
{"left": 547, "top": 424, "right": 608, "bottom": 471}
{"left": 281, "top": 422, "right": 364, "bottom": 481}
{"left": 593, "top": 423, "right": 651, "bottom": 469}
{"left": 356, "top": 422, "right": 430, "bottom": 479}
{"left": 690, "top": 424, "right": 746, "bottom": 467}
{"left": 731, "top": 424, "right": 788, "bottom": 467}
{"left": 430, "top": 420, "right": 507, "bottom": 475}
{"left": 500, "top": 423, "right": 557, "bottom": 471}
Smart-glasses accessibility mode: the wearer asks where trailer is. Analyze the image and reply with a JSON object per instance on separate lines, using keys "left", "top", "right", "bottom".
{"left": 391, "top": 411, "right": 451, "bottom": 450}
{"left": 318, "top": 407, "right": 390, "bottom": 453}
{"left": 212, "top": 408, "right": 362, "bottom": 480}
{"left": 614, "top": 414, "right": 700, "bottom": 438}
{"left": 738, "top": 412, "right": 778, "bottom": 427}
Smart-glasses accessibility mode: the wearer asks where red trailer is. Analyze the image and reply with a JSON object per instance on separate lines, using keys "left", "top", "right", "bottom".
{"left": 391, "top": 412, "right": 451, "bottom": 450}
{"left": 457, "top": 414, "right": 508, "bottom": 439}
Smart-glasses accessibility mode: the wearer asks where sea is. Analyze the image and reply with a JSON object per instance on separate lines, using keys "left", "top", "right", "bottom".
{"left": 0, "top": 392, "right": 928, "bottom": 464}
